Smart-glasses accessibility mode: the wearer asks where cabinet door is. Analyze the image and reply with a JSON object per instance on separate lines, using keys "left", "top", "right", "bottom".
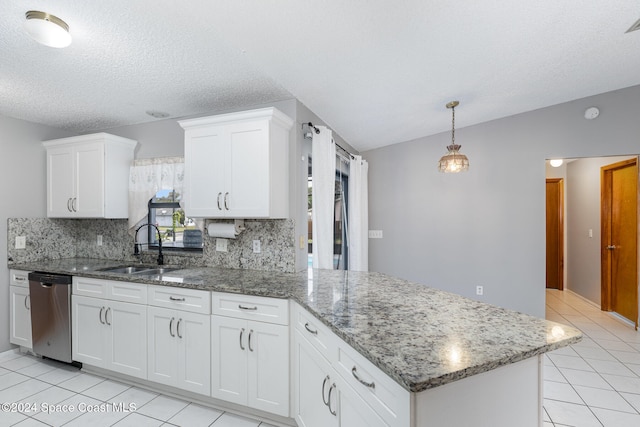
{"left": 108, "top": 300, "right": 147, "bottom": 379}
{"left": 184, "top": 126, "right": 227, "bottom": 217}
{"left": 248, "top": 321, "right": 289, "bottom": 416}
{"left": 177, "top": 311, "right": 211, "bottom": 395}
{"left": 337, "top": 376, "right": 388, "bottom": 427}
{"left": 294, "top": 330, "right": 338, "bottom": 427}
{"left": 46, "top": 146, "right": 75, "bottom": 217}
{"left": 211, "top": 315, "right": 247, "bottom": 405}
{"left": 226, "top": 121, "right": 270, "bottom": 217}
{"left": 72, "top": 295, "right": 108, "bottom": 367}
{"left": 10, "top": 286, "right": 32, "bottom": 349}
{"left": 147, "top": 306, "right": 179, "bottom": 387}
{"left": 74, "top": 142, "right": 104, "bottom": 217}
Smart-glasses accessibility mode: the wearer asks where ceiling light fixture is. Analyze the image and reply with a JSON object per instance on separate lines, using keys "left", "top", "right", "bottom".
{"left": 438, "top": 101, "right": 469, "bottom": 173}
{"left": 24, "top": 10, "right": 72, "bottom": 48}
{"left": 550, "top": 159, "right": 564, "bottom": 167}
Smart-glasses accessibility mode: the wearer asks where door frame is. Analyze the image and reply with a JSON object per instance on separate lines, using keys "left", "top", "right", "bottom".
{"left": 600, "top": 158, "right": 639, "bottom": 325}
{"left": 546, "top": 178, "right": 564, "bottom": 290}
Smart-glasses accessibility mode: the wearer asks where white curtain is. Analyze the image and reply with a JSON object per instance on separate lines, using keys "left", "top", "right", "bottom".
{"left": 348, "top": 155, "right": 369, "bottom": 271}
{"left": 128, "top": 157, "right": 184, "bottom": 235}
{"left": 312, "top": 126, "right": 336, "bottom": 269}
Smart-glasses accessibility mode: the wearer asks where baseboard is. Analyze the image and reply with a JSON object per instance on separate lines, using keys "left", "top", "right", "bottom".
{"left": 564, "top": 288, "right": 601, "bottom": 309}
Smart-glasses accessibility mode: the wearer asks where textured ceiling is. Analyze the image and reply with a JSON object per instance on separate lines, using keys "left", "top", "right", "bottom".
{"left": 1, "top": 1, "right": 640, "bottom": 151}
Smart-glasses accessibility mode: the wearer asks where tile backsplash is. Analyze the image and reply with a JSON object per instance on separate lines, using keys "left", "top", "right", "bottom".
{"left": 7, "top": 217, "right": 297, "bottom": 273}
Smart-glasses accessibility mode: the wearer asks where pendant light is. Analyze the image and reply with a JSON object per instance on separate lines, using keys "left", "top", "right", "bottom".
{"left": 438, "top": 101, "right": 469, "bottom": 173}
{"left": 24, "top": 11, "right": 72, "bottom": 48}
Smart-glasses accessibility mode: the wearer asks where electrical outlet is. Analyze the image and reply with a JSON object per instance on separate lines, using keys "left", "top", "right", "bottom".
{"left": 368, "top": 230, "right": 383, "bottom": 239}
{"left": 476, "top": 286, "right": 484, "bottom": 296}
{"left": 216, "top": 238, "right": 228, "bottom": 252}
{"left": 97, "top": 235, "right": 103, "bottom": 246}
{"left": 15, "top": 236, "right": 26, "bottom": 249}
{"left": 253, "top": 240, "right": 261, "bottom": 253}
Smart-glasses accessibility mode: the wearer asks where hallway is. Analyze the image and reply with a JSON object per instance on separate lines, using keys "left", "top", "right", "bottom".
{"left": 544, "top": 289, "right": 640, "bottom": 426}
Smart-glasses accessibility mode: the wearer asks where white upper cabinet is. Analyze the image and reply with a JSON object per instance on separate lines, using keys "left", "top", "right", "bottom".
{"left": 44, "top": 133, "right": 136, "bottom": 218}
{"left": 179, "top": 107, "right": 293, "bottom": 218}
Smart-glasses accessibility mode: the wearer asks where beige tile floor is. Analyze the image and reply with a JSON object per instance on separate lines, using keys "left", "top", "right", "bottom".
{"left": 0, "top": 351, "right": 278, "bottom": 427}
{"left": 545, "top": 289, "right": 640, "bottom": 426}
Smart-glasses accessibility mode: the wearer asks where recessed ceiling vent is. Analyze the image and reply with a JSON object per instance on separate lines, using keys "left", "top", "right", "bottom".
{"left": 626, "top": 18, "right": 640, "bottom": 33}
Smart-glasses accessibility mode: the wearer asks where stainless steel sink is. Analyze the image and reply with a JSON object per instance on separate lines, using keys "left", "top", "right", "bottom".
{"left": 98, "top": 265, "right": 179, "bottom": 275}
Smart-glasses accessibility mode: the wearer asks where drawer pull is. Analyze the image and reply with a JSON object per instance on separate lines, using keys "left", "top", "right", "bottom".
{"left": 304, "top": 322, "right": 318, "bottom": 335}
{"left": 169, "top": 296, "right": 186, "bottom": 302}
{"left": 327, "top": 383, "right": 337, "bottom": 416}
{"left": 322, "top": 375, "right": 330, "bottom": 406}
{"left": 352, "top": 366, "right": 375, "bottom": 389}
{"left": 238, "top": 304, "right": 258, "bottom": 311}
{"left": 15, "top": 276, "right": 26, "bottom": 282}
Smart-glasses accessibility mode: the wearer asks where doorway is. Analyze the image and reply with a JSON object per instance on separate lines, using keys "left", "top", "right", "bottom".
{"left": 601, "top": 158, "right": 639, "bottom": 328}
{"left": 546, "top": 178, "right": 564, "bottom": 290}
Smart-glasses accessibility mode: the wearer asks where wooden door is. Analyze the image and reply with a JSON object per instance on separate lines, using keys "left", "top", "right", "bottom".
{"left": 546, "top": 179, "right": 564, "bottom": 290}
{"left": 601, "top": 158, "right": 638, "bottom": 327}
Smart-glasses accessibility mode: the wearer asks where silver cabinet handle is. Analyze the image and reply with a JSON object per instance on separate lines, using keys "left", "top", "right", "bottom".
{"left": 238, "top": 304, "right": 258, "bottom": 311}
{"left": 248, "top": 330, "right": 254, "bottom": 352}
{"left": 169, "top": 296, "right": 186, "bottom": 302}
{"left": 224, "top": 192, "right": 229, "bottom": 210}
{"left": 240, "top": 328, "right": 245, "bottom": 350}
{"left": 352, "top": 366, "right": 375, "bottom": 389}
{"left": 217, "top": 192, "right": 223, "bottom": 210}
{"left": 67, "top": 198, "right": 73, "bottom": 212}
{"left": 105, "top": 307, "right": 111, "bottom": 326}
{"left": 169, "top": 317, "right": 175, "bottom": 337}
{"left": 327, "top": 383, "right": 337, "bottom": 416}
{"left": 99, "top": 306, "right": 105, "bottom": 325}
{"left": 304, "top": 322, "right": 318, "bottom": 335}
{"left": 24, "top": 295, "right": 30, "bottom": 310}
{"left": 14, "top": 276, "right": 26, "bottom": 282}
{"left": 72, "top": 197, "right": 77, "bottom": 212}
{"left": 322, "top": 375, "right": 330, "bottom": 406}
{"left": 177, "top": 318, "right": 182, "bottom": 339}
{"left": 607, "top": 245, "right": 617, "bottom": 250}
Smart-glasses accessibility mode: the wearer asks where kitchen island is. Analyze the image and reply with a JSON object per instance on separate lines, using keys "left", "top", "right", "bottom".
{"left": 9, "top": 258, "right": 581, "bottom": 426}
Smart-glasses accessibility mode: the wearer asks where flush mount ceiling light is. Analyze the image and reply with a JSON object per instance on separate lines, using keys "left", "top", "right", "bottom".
{"left": 438, "top": 101, "right": 469, "bottom": 173}
{"left": 24, "top": 10, "right": 72, "bottom": 48}
{"left": 550, "top": 159, "right": 564, "bottom": 167}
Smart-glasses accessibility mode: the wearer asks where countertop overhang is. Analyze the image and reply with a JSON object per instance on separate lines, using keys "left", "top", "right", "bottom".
{"left": 10, "top": 258, "right": 582, "bottom": 393}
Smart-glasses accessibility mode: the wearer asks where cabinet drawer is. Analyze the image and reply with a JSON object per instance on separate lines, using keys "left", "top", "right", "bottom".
{"left": 10, "top": 270, "right": 30, "bottom": 288}
{"left": 211, "top": 292, "right": 288, "bottom": 325}
{"left": 293, "top": 302, "right": 337, "bottom": 361}
{"left": 335, "top": 341, "right": 410, "bottom": 427}
{"left": 73, "top": 277, "right": 108, "bottom": 298}
{"left": 73, "top": 277, "right": 146, "bottom": 304}
{"left": 148, "top": 285, "right": 210, "bottom": 314}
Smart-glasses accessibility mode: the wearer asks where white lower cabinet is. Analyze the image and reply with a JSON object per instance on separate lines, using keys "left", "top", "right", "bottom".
{"left": 10, "top": 285, "right": 32, "bottom": 349}
{"left": 147, "top": 306, "right": 211, "bottom": 395}
{"left": 294, "top": 329, "right": 386, "bottom": 427}
{"left": 211, "top": 315, "right": 289, "bottom": 416}
{"left": 72, "top": 295, "right": 147, "bottom": 379}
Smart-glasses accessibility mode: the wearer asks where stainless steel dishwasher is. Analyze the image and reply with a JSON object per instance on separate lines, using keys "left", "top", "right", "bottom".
{"left": 28, "top": 272, "right": 73, "bottom": 363}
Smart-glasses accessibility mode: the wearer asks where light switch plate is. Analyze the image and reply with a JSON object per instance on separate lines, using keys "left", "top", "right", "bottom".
{"left": 253, "top": 240, "right": 261, "bottom": 253}
{"left": 15, "top": 236, "right": 26, "bottom": 249}
{"left": 368, "top": 230, "right": 383, "bottom": 239}
{"left": 216, "top": 238, "right": 228, "bottom": 252}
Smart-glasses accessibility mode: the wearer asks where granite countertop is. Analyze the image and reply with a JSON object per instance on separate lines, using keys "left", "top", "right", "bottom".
{"left": 10, "top": 258, "right": 582, "bottom": 393}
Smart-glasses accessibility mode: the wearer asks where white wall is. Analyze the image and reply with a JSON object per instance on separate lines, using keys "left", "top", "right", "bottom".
{"left": 0, "top": 115, "right": 72, "bottom": 352}
{"left": 364, "top": 85, "right": 640, "bottom": 317}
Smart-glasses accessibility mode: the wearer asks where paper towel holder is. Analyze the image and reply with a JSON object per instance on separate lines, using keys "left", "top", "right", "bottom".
{"left": 234, "top": 219, "right": 246, "bottom": 234}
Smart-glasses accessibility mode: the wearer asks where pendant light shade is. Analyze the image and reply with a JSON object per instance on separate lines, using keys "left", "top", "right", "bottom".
{"left": 24, "top": 11, "right": 72, "bottom": 48}
{"left": 438, "top": 101, "right": 469, "bottom": 173}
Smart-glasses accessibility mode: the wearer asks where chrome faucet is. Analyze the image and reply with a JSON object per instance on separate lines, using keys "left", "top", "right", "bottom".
{"left": 134, "top": 223, "right": 164, "bottom": 265}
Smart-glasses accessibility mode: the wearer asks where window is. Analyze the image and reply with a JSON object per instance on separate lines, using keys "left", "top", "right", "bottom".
{"left": 146, "top": 189, "right": 202, "bottom": 251}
